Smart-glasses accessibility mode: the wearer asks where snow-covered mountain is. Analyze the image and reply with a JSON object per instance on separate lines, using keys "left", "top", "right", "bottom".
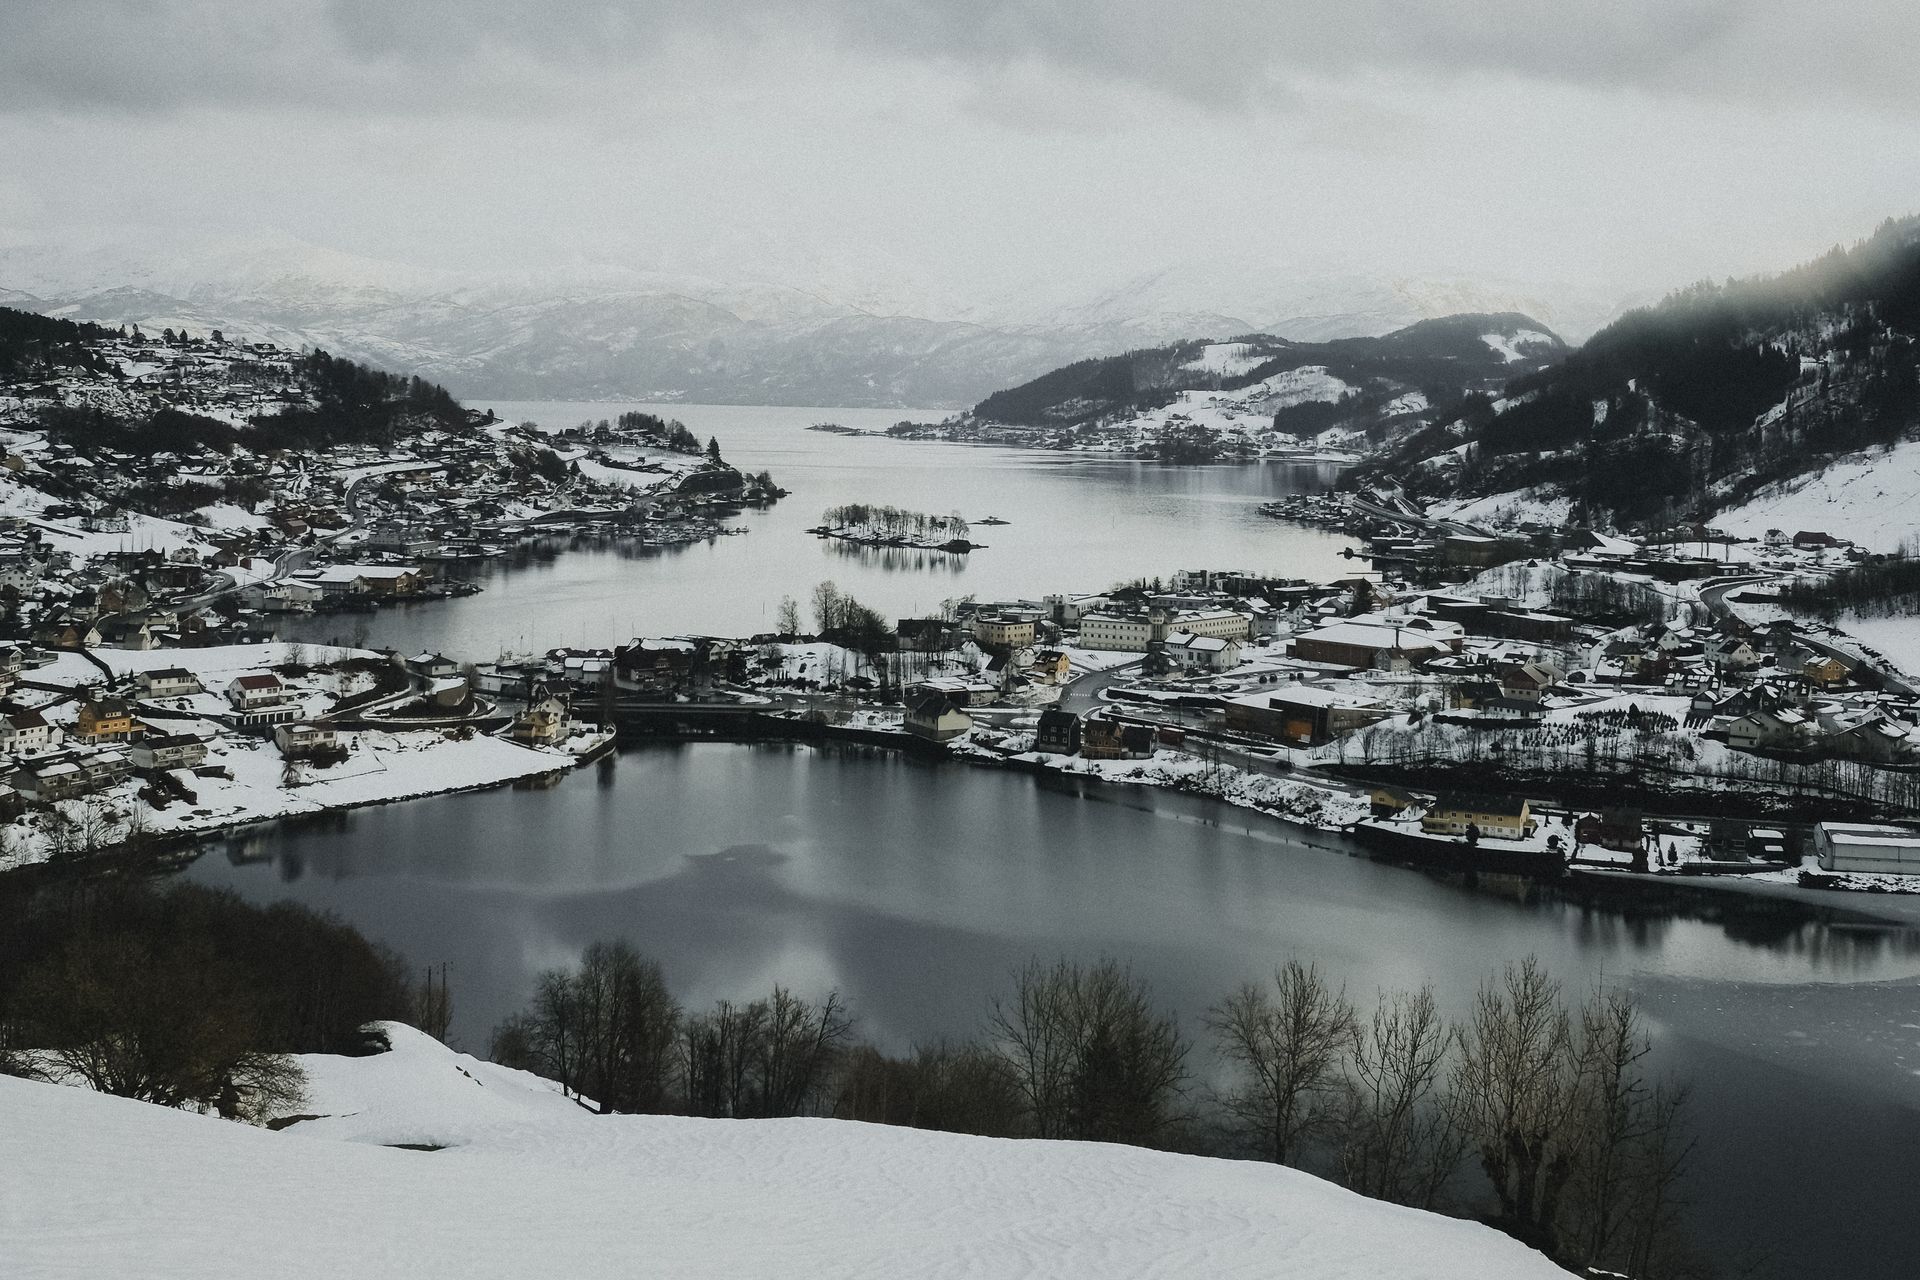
{"left": 0, "top": 231, "right": 1634, "bottom": 408}
{"left": 0, "top": 1025, "right": 1567, "bottom": 1280}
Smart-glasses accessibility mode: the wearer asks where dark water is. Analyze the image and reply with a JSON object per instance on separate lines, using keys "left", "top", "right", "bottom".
{"left": 184, "top": 744, "right": 1920, "bottom": 1279}
{"left": 278, "top": 401, "right": 1357, "bottom": 657}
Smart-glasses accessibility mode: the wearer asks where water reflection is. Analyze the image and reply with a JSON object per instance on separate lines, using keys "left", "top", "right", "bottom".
{"left": 275, "top": 404, "right": 1361, "bottom": 657}
{"left": 176, "top": 744, "right": 1920, "bottom": 1277}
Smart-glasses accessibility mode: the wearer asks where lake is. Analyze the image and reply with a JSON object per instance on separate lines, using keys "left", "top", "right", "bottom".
{"left": 278, "top": 401, "right": 1356, "bottom": 656}
{"left": 233, "top": 405, "right": 1920, "bottom": 1277}
{"left": 184, "top": 743, "right": 1920, "bottom": 1280}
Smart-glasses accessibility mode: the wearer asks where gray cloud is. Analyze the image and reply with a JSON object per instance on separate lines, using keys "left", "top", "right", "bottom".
{"left": 2, "top": 0, "right": 1915, "bottom": 117}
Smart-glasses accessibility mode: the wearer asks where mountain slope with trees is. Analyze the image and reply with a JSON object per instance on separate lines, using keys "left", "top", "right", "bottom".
{"left": 1359, "top": 215, "right": 1920, "bottom": 528}
{"left": 967, "top": 313, "right": 1567, "bottom": 438}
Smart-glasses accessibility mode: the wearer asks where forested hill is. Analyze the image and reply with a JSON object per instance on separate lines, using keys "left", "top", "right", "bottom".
{"left": 969, "top": 313, "right": 1567, "bottom": 431}
{"left": 0, "top": 307, "right": 475, "bottom": 451}
{"left": 1359, "top": 215, "right": 1920, "bottom": 526}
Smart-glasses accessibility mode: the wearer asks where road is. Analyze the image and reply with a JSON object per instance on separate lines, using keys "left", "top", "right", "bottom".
{"left": 1346, "top": 494, "right": 1490, "bottom": 539}
{"left": 1057, "top": 659, "right": 1146, "bottom": 715}
{"left": 1699, "top": 571, "right": 1920, "bottom": 698}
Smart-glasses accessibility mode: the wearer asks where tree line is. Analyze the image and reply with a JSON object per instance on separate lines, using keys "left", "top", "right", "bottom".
{"left": 483, "top": 946, "right": 1702, "bottom": 1277}
{"left": 613, "top": 410, "right": 701, "bottom": 454}
{"left": 821, "top": 504, "right": 969, "bottom": 545}
{"left": 0, "top": 880, "right": 438, "bottom": 1123}
{"left": 1778, "top": 547, "right": 1920, "bottom": 619}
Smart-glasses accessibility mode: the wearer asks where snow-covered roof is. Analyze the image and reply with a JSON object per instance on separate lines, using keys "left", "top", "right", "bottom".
{"left": 1298, "top": 621, "right": 1450, "bottom": 653}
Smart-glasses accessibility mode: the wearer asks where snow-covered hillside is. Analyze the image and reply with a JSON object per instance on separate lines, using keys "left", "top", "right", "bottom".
{"left": 1712, "top": 440, "right": 1920, "bottom": 552}
{"left": 0, "top": 1025, "right": 1565, "bottom": 1280}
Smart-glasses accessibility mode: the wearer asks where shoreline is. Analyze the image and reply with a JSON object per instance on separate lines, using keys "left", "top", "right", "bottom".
{"left": 11, "top": 711, "right": 1914, "bottom": 930}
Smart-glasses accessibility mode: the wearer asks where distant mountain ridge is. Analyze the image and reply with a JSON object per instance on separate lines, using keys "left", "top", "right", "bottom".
{"left": 1, "top": 233, "right": 1634, "bottom": 408}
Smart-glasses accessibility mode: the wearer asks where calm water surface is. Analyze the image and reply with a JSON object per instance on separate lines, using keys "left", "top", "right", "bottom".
{"left": 185, "top": 745, "right": 1920, "bottom": 1279}
{"left": 280, "top": 401, "right": 1356, "bottom": 656}
{"left": 247, "top": 411, "right": 1920, "bottom": 1277}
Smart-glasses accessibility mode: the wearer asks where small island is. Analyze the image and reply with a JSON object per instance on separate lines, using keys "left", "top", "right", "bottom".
{"left": 810, "top": 503, "right": 981, "bottom": 552}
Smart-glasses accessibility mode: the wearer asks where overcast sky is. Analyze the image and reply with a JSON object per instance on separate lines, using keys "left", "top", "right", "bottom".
{"left": 2, "top": 0, "right": 1916, "bottom": 321}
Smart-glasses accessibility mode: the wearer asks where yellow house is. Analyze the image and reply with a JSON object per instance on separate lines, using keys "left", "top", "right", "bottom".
{"left": 1421, "top": 793, "right": 1535, "bottom": 842}
{"left": 972, "top": 612, "right": 1038, "bottom": 651}
{"left": 1028, "top": 649, "right": 1073, "bottom": 683}
{"left": 76, "top": 697, "right": 138, "bottom": 743}
{"left": 1804, "top": 657, "right": 1848, "bottom": 688}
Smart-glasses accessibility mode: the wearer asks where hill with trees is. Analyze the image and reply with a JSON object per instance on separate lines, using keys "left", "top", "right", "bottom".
{"left": 1357, "top": 215, "right": 1920, "bottom": 528}
{"left": 966, "top": 313, "right": 1567, "bottom": 439}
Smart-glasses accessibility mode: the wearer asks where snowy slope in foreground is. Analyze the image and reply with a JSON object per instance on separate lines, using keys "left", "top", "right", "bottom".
{"left": 1, "top": 1027, "right": 1565, "bottom": 1280}
{"left": 1713, "top": 440, "right": 1920, "bottom": 551}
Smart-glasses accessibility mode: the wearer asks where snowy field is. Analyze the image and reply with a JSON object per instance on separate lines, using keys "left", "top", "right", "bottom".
{"left": 1713, "top": 440, "right": 1920, "bottom": 552}
{"left": 1838, "top": 612, "right": 1920, "bottom": 682}
{"left": 0, "top": 1025, "right": 1564, "bottom": 1280}
{"left": 1428, "top": 486, "right": 1576, "bottom": 527}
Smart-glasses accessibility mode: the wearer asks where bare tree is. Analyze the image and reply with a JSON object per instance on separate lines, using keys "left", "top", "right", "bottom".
{"left": 1208, "top": 959, "right": 1355, "bottom": 1165}
{"left": 1335, "top": 984, "right": 1465, "bottom": 1210}
{"left": 3, "top": 929, "right": 306, "bottom": 1124}
{"left": 1452, "top": 956, "right": 1582, "bottom": 1252}
{"left": 1561, "top": 987, "right": 1699, "bottom": 1277}
{"left": 811, "top": 580, "right": 842, "bottom": 635}
{"left": 415, "top": 962, "right": 453, "bottom": 1043}
{"left": 989, "top": 957, "right": 1189, "bottom": 1144}
{"left": 775, "top": 595, "right": 800, "bottom": 639}
{"left": 681, "top": 997, "right": 768, "bottom": 1118}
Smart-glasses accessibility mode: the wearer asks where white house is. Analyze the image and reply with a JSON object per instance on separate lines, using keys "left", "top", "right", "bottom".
{"left": 136, "top": 667, "right": 204, "bottom": 699}
{"left": 0, "top": 709, "right": 57, "bottom": 756}
{"left": 1705, "top": 636, "right": 1762, "bottom": 671}
{"left": 274, "top": 722, "right": 339, "bottom": 757}
{"left": 1164, "top": 630, "right": 1242, "bottom": 671}
{"left": 226, "top": 672, "right": 288, "bottom": 709}
{"left": 1725, "top": 707, "right": 1810, "bottom": 752}
{"left": 905, "top": 693, "right": 972, "bottom": 743}
{"left": 129, "top": 732, "right": 207, "bottom": 771}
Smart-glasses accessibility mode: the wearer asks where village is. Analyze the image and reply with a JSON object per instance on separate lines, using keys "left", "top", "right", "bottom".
{"left": 1, "top": 322, "right": 1917, "bottom": 891}
{"left": 502, "top": 509, "right": 1920, "bottom": 895}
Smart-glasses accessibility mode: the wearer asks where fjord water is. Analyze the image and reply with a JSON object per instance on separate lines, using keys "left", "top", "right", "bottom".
{"left": 242, "top": 405, "right": 1920, "bottom": 1276}
{"left": 279, "top": 401, "right": 1356, "bottom": 656}
{"left": 187, "top": 745, "right": 1920, "bottom": 1279}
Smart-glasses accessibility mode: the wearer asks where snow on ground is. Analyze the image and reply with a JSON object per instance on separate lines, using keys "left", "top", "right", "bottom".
{"left": 1838, "top": 613, "right": 1920, "bottom": 682}
{"left": 1248, "top": 365, "right": 1355, "bottom": 412}
{"left": 754, "top": 641, "right": 876, "bottom": 684}
{"left": 1178, "top": 342, "right": 1269, "bottom": 378}
{"left": 194, "top": 501, "right": 272, "bottom": 532}
{"left": 0, "top": 1032, "right": 1564, "bottom": 1280}
{"left": 0, "top": 473, "right": 213, "bottom": 559}
{"left": 1481, "top": 330, "right": 1556, "bottom": 363}
{"left": 1428, "top": 487, "right": 1575, "bottom": 527}
{"left": 1054, "top": 645, "right": 1145, "bottom": 674}
{"left": 149, "top": 731, "right": 568, "bottom": 837}
{"left": 1713, "top": 440, "right": 1920, "bottom": 552}
{"left": 44, "top": 641, "right": 376, "bottom": 687}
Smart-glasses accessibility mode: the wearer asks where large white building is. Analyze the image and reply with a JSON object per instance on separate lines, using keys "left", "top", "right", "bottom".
{"left": 1815, "top": 822, "right": 1920, "bottom": 874}
{"left": 1079, "top": 608, "right": 1250, "bottom": 653}
{"left": 1079, "top": 613, "right": 1154, "bottom": 652}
